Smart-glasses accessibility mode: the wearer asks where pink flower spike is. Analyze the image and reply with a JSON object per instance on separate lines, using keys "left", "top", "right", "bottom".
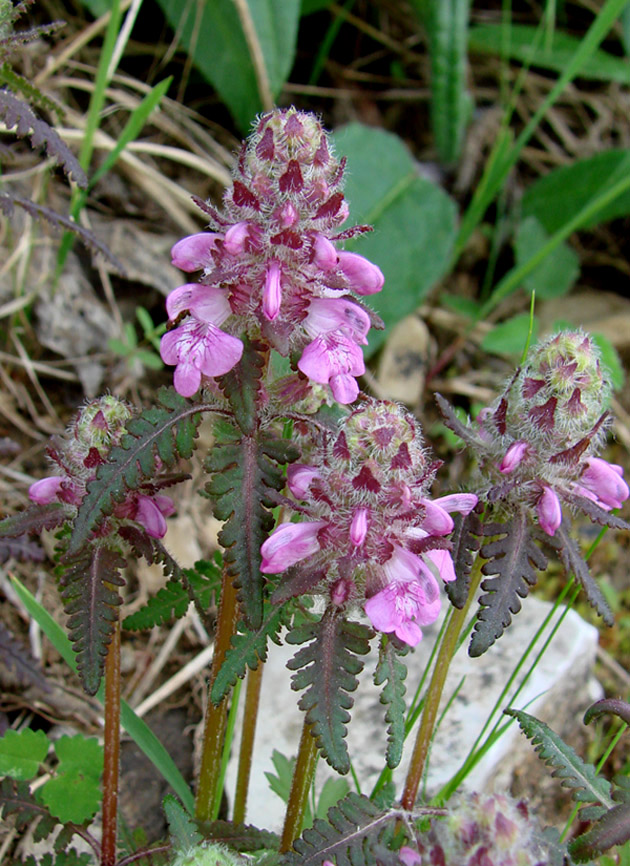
{"left": 581, "top": 457, "right": 630, "bottom": 509}
{"left": 304, "top": 298, "right": 370, "bottom": 345}
{"left": 419, "top": 498, "right": 454, "bottom": 535}
{"left": 260, "top": 520, "right": 326, "bottom": 573}
{"left": 160, "top": 319, "right": 244, "bottom": 397}
{"left": 263, "top": 260, "right": 282, "bottom": 321}
{"left": 287, "top": 464, "right": 320, "bottom": 499}
{"left": 223, "top": 221, "right": 250, "bottom": 255}
{"left": 500, "top": 440, "right": 529, "bottom": 474}
{"left": 312, "top": 234, "right": 338, "bottom": 270}
{"left": 29, "top": 476, "right": 64, "bottom": 504}
{"left": 171, "top": 233, "right": 221, "bottom": 271}
{"left": 350, "top": 507, "right": 368, "bottom": 546}
{"left": 134, "top": 495, "right": 168, "bottom": 538}
{"left": 298, "top": 331, "right": 365, "bottom": 403}
{"left": 432, "top": 493, "right": 478, "bottom": 515}
{"left": 424, "top": 549, "right": 456, "bottom": 583}
{"left": 337, "top": 251, "right": 384, "bottom": 295}
{"left": 399, "top": 847, "right": 422, "bottom": 866}
{"left": 537, "top": 486, "right": 562, "bottom": 536}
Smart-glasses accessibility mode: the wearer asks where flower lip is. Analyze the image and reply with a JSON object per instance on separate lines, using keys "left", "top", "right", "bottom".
{"left": 29, "top": 475, "right": 64, "bottom": 505}
{"left": 160, "top": 319, "right": 244, "bottom": 397}
{"left": 580, "top": 456, "right": 630, "bottom": 510}
{"left": 260, "top": 520, "right": 326, "bottom": 573}
{"left": 171, "top": 232, "right": 221, "bottom": 271}
{"left": 337, "top": 251, "right": 384, "bottom": 295}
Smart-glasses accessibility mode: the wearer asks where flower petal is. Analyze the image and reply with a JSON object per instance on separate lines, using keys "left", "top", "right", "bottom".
{"left": 350, "top": 507, "right": 368, "bottom": 546}
{"left": 419, "top": 499, "right": 454, "bottom": 535}
{"left": 287, "top": 464, "right": 320, "bottom": 499}
{"left": 537, "top": 486, "right": 562, "bottom": 536}
{"left": 304, "top": 297, "right": 370, "bottom": 345}
{"left": 431, "top": 493, "right": 478, "bottom": 515}
{"left": 581, "top": 457, "right": 630, "bottom": 510}
{"left": 263, "top": 260, "right": 282, "bottom": 321}
{"left": 337, "top": 251, "right": 384, "bottom": 295}
{"left": 29, "top": 476, "right": 64, "bottom": 504}
{"left": 499, "top": 440, "right": 529, "bottom": 474}
{"left": 171, "top": 233, "right": 221, "bottom": 271}
{"left": 424, "top": 549, "right": 456, "bottom": 583}
{"left": 260, "top": 520, "right": 326, "bottom": 573}
{"left": 134, "top": 495, "right": 168, "bottom": 538}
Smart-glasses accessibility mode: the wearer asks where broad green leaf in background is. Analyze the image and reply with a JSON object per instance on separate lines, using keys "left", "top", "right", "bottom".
{"left": 515, "top": 216, "right": 580, "bottom": 300}
{"left": 469, "top": 23, "right": 630, "bottom": 83}
{"left": 522, "top": 150, "right": 630, "bottom": 233}
{"left": 0, "top": 729, "right": 49, "bottom": 780}
{"left": 333, "top": 124, "right": 458, "bottom": 356}
{"left": 481, "top": 313, "right": 539, "bottom": 358}
{"left": 155, "top": 0, "right": 300, "bottom": 133}
{"left": 40, "top": 735, "right": 103, "bottom": 823}
{"left": 79, "top": 0, "right": 111, "bottom": 16}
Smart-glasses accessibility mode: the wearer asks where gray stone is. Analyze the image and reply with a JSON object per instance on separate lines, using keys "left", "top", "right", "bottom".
{"left": 226, "top": 596, "right": 601, "bottom": 831}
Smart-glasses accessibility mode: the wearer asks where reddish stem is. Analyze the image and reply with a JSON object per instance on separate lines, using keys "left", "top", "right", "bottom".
{"left": 233, "top": 662, "right": 264, "bottom": 824}
{"left": 101, "top": 619, "right": 121, "bottom": 866}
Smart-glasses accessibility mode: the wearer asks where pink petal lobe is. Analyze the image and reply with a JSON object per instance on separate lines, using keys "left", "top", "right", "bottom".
{"left": 304, "top": 297, "right": 370, "bottom": 344}
{"left": 171, "top": 233, "right": 221, "bottom": 271}
{"left": 263, "top": 260, "right": 282, "bottom": 321}
{"left": 424, "top": 549, "right": 456, "bottom": 583}
{"left": 29, "top": 476, "right": 64, "bottom": 504}
{"left": 223, "top": 221, "right": 250, "bottom": 255}
{"left": 287, "top": 464, "right": 320, "bottom": 499}
{"left": 312, "top": 234, "right": 338, "bottom": 270}
{"left": 581, "top": 457, "right": 630, "bottom": 509}
{"left": 260, "top": 521, "right": 326, "bottom": 573}
{"left": 432, "top": 493, "right": 478, "bottom": 515}
{"left": 350, "top": 507, "right": 369, "bottom": 546}
{"left": 537, "top": 486, "right": 562, "bottom": 536}
{"left": 135, "top": 495, "right": 168, "bottom": 538}
{"left": 420, "top": 499, "right": 454, "bottom": 535}
{"left": 499, "top": 440, "right": 529, "bottom": 474}
{"left": 337, "top": 251, "right": 384, "bottom": 295}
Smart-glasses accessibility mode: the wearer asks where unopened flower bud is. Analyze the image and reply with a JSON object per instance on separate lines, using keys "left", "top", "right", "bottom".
{"left": 337, "top": 251, "right": 384, "bottom": 295}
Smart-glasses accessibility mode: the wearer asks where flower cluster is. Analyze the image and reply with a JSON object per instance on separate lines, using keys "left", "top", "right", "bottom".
{"left": 413, "top": 791, "right": 552, "bottom": 865}
{"left": 470, "top": 330, "right": 629, "bottom": 535}
{"left": 261, "top": 400, "right": 477, "bottom": 645}
{"left": 162, "top": 107, "right": 384, "bottom": 403}
{"left": 28, "top": 396, "right": 174, "bottom": 539}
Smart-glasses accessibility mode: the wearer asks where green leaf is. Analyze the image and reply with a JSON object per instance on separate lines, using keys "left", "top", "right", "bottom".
{"left": 10, "top": 576, "right": 195, "bottom": 814}
{"left": 39, "top": 774, "right": 101, "bottom": 825}
{"left": 592, "top": 333, "right": 625, "bottom": 390}
{"left": 505, "top": 707, "right": 615, "bottom": 808}
{"left": 514, "top": 216, "right": 580, "bottom": 299}
{"left": 522, "top": 150, "right": 630, "bottom": 234}
{"left": 481, "top": 314, "right": 540, "bottom": 358}
{"left": 54, "top": 735, "right": 103, "bottom": 781}
{"left": 315, "top": 776, "right": 351, "bottom": 820}
{"left": 373, "top": 639, "right": 407, "bottom": 769}
{"left": 155, "top": 0, "right": 300, "bottom": 132}
{"left": 163, "top": 793, "right": 203, "bottom": 851}
{"left": 469, "top": 23, "right": 630, "bottom": 84}
{"left": 0, "top": 729, "right": 49, "bottom": 780}
{"left": 332, "top": 124, "right": 458, "bottom": 356}
{"left": 123, "top": 562, "right": 221, "bottom": 631}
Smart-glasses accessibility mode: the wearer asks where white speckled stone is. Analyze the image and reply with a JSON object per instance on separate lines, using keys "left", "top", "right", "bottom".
{"left": 226, "top": 595, "right": 601, "bottom": 831}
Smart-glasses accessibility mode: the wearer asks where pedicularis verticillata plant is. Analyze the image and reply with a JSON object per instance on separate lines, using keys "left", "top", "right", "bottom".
{"left": 2, "top": 108, "right": 630, "bottom": 866}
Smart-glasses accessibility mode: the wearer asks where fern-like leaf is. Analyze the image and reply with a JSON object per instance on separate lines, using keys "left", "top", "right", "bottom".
{"left": 286, "top": 609, "right": 372, "bottom": 774}
{"left": 373, "top": 637, "right": 407, "bottom": 769}
{"left": 210, "top": 602, "right": 285, "bottom": 704}
{"left": 0, "top": 622, "right": 50, "bottom": 692}
{"left": 68, "top": 388, "right": 205, "bottom": 554}
{"left": 58, "top": 545, "right": 126, "bottom": 695}
{"left": 563, "top": 490, "right": 630, "bottom": 532}
{"left": 549, "top": 524, "right": 614, "bottom": 626}
{"left": 0, "top": 533, "right": 44, "bottom": 563}
{"left": 281, "top": 792, "right": 401, "bottom": 866}
{"left": 205, "top": 421, "right": 298, "bottom": 628}
{"left": 435, "top": 393, "right": 482, "bottom": 449}
{"left": 195, "top": 819, "right": 279, "bottom": 852}
{"left": 0, "top": 503, "right": 68, "bottom": 538}
{"left": 0, "top": 778, "right": 59, "bottom": 841}
{"left": 469, "top": 509, "right": 547, "bottom": 657}
{"left": 569, "top": 802, "right": 630, "bottom": 863}
{"left": 217, "top": 335, "right": 265, "bottom": 435}
{"left": 0, "top": 90, "right": 86, "bottom": 186}
{"left": 505, "top": 708, "right": 614, "bottom": 808}
{"left": 445, "top": 507, "right": 483, "bottom": 609}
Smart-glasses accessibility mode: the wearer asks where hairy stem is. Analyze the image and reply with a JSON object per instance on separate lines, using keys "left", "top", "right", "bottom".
{"left": 233, "top": 662, "right": 264, "bottom": 824}
{"left": 401, "top": 558, "right": 484, "bottom": 810}
{"left": 195, "top": 569, "right": 240, "bottom": 821}
{"left": 280, "top": 720, "right": 319, "bottom": 852}
{"left": 101, "top": 619, "right": 121, "bottom": 866}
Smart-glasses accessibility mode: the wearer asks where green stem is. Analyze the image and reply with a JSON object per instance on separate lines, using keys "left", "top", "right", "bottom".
{"left": 101, "top": 619, "right": 121, "bottom": 866}
{"left": 280, "top": 721, "right": 319, "bottom": 852}
{"left": 233, "top": 662, "right": 264, "bottom": 824}
{"left": 195, "top": 570, "right": 240, "bottom": 821}
{"left": 400, "top": 558, "right": 483, "bottom": 810}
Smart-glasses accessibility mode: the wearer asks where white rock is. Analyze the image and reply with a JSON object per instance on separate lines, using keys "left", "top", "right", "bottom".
{"left": 225, "top": 596, "right": 601, "bottom": 831}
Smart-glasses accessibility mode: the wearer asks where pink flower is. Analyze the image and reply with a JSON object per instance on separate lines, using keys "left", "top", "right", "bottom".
{"left": 537, "top": 486, "right": 562, "bottom": 536}
{"left": 365, "top": 545, "right": 442, "bottom": 646}
{"left": 171, "top": 232, "right": 221, "bottom": 271}
{"left": 161, "top": 286, "right": 243, "bottom": 397}
{"left": 287, "top": 464, "right": 320, "bottom": 499}
{"left": 260, "top": 520, "right": 326, "bottom": 573}
{"left": 398, "top": 847, "right": 422, "bottom": 866}
{"left": 499, "top": 440, "right": 529, "bottom": 474}
{"left": 337, "top": 251, "right": 384, "bottom": 295}
{"left": 263, "top": 260, "right": 282, "bottom": 321}
{"left": 133, "top": 494, "right": 175, "bottom": 539}
{"left": 223, "top": 221, "right": 250, "bottom": 255}
{"left": 303, "top": 297, "right": 370, "bottom": 346}
{"left": 424, "top": 548, "right": 456, "bottom": 583}
{"left": 29, "top": 476, "right": 64, "bottom": 505}
{"left": 312, "top": 234, "right": 338, "bottom": 270}
{"left": 298, "top": 331, "right": 365, "bottom": 404}
{"left": 350, "top": 507, "right": 368, "bottom": 546}
{"left": 580, "top": 456, "right": 629, "bottom": 510}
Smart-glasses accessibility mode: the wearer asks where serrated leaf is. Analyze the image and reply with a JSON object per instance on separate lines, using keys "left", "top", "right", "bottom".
{"left": 315, "top": 777, "right": 351, "bottom": 821}
{"left": 515, "top": 216, "right": 579, "bottom": 300}
{"left": 68, "top": 388, "right": 204, "bottom": 553}
{"left": 550, "top": 524, "right": 614, "bottom": 626}
{"left": 0, "top": 729, "right": 49, "bottom": 780}
{"left": 195, "top": 819, "right": 279, "bottom": 852}
{"left": 445, "top": 508, "right": 483, "bottom": 609}
{"left": 211, "top": 603, "right": 284, "bottom": 704}
{"left": 154, "top": 0, "right": 300, "bottom": 133}
{"left": 0, "top": 503, "right": 68, "bottom": 538}
{"left": 569, "top": 802, "right": 630, "bottom": 863}
{"left": 58, "top": 546, "right": 126, "bottom": 695}
{"left": 0, "top": 777, "right": 58, "bottom": 839}
{"left": 164, "top": 793, "right": 203, "bottom": 851}
{"left": 470, "top": 510, "right": 547, "bottom": 657}
{"left": 123, "top": 564, "right": 220, "bottom": 631}
{"left": 286, "top": 609, "right": 372, "bottom": 774}
{"left": 373, "top": 638, "right": 407, "bottom": 769}
{"left": 281, "top": 792, "right": 400, "bottom": 866}
{"left": 332, "top": 124, "right": 457, "bottom": 356}
{"left": 0, "top": 533, "right": 45, "bottom": 564}
{"left": 505, "top": 708, "right": 614, "bottom": 808}
{"left": 39, "top": 773, "right": 101, "bottom": 824}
